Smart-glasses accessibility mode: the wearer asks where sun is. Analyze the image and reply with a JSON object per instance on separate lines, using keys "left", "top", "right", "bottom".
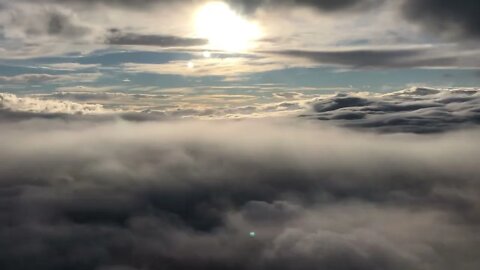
{"left": 195, "top": 1, "right": 262, "bottom": 52}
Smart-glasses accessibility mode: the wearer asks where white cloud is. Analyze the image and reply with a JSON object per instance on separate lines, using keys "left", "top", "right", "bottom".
{"left": 0, "top": 92, "right": 107, "bottom": 114}
{"left": 3, "top": 87, "right": 480, "bottom": 126}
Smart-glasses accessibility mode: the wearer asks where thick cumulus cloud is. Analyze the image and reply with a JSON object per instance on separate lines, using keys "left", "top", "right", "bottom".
{"left": 1, "top": 116, "right": 480, "bottom": 270}
{"left": 306, "top": 87, "right": 480, "bottom": 133}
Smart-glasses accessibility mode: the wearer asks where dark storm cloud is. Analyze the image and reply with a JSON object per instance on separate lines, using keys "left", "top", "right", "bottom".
{"left": 402, "top": 0, "right": 480, "bottom": 39}
{"left": 305, "top": 87, "right": 480, "bottom": 133}
{"left": 0, "top": 116, "right": 480, "bottom": 270}
{"left": 269, "top": 48, "right": 480, "bottom": 69}
{"left": 106, "top": 31, "right": 208, "bottom": 47}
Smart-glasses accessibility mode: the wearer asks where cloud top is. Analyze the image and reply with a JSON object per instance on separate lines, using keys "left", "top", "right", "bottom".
{"left": 2, "top": 87, "right": 480, "bottom": 133}
{"left": 0, "top": 116, "right": 480, "bottom": 270}
{"left": 306, "top": 87, "right": 480, "bottom": 133}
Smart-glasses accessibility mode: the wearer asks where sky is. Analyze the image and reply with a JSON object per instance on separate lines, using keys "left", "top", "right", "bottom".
{"left": 0, "top": 0, "right": 479, "bottom": 114}
{"left": 1, "top": 1, "right": 480, "bottom": 270}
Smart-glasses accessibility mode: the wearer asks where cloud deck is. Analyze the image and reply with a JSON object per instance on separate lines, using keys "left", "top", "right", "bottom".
{"left": 1, "top": 89, "right": 480, "bottom": 270}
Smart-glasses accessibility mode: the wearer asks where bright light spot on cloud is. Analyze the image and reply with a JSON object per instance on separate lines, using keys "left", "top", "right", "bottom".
{"left": 195, "top": 1, "right": 262, "bottom": 52}
{"left": 203, "top": 51, "right": 212, "bottom": 58}
{"left": 187, "top": 61, "right": 195, "bottom": 69}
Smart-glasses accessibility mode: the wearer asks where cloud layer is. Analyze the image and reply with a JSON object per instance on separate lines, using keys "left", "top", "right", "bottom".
{"left": 0, "top": 115, "right": 480, "bottom": 270}
{"left": 2, "top": 87, "right": 480, "bottom": 133}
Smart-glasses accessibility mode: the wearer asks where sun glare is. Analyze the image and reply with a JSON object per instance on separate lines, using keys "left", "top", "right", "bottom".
{"left": 195, "top": 1, "right": 262, "bottom": 52}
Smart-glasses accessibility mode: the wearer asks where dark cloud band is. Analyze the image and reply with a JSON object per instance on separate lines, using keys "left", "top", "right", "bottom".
{"left": 106, "top": 31, "right": 208, "bottom": 47}
{"left": 268, "top": 48, "right": 480, "bottom": 69}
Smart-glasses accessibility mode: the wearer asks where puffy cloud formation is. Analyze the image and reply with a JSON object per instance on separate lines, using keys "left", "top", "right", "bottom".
{"left": 306, "top": 87, "right": 480, "bottom": 133}
{"left": 0, "top": 116, "right": 480, "bottom": 270}
{"left": 0, "top": 92, "right": 308, "bottom": 120}
{"left": 2, "top": 87, "right": 480, "bottom": 133}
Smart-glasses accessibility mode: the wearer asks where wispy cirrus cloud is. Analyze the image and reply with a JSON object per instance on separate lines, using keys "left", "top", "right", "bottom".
{"left": 0, "top": 72, "right": 101, "bottom": 84}
{"left": 121, "top": 54, "right": 313, "bottom": 79}
{"left": 0, "top": 74, "right": 68, "bottom": 84}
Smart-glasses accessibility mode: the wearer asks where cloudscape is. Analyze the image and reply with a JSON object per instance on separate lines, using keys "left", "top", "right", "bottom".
{"left": 0, "top": 1, "right": 480, "bottom": 270}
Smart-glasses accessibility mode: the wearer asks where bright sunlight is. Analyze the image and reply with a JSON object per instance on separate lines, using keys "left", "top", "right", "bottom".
{"left": 195, "top": 1, "right": 262, "bottom": 52}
